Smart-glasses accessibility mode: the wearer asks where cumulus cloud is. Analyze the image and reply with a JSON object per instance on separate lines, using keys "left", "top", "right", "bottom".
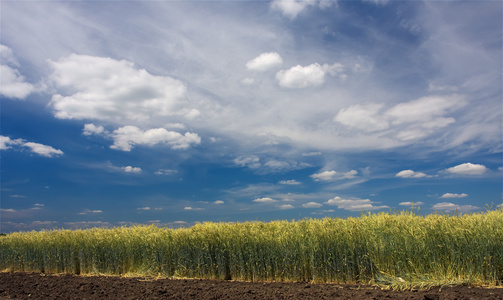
{"left": 276, "top": 63, "right": 345, "bottom": 88}
{"left": 431, "top": 202, "right": 480, "bottom": 212}
{"left": 325, "top": 196, "right": 389, "bottom": 211}
{"left": 440, "top": 193, "right": 468, "bottom": 199}
{"left": 49, "top": 54, "right": 196, "bottom": 123}
{"left": 110, "top": 126, "right": 200, "bottom": 151}
{"left": 302, "top": 202, "right": 323, "bottom": 208}
{"left": 278, "top": 204, "right": 295, "bottom": 210}
{"left": 253, "top": 197, "right": 278, "bottom": 203}
{"left": 270, "top": 0, "right": 333, "bottom": 19}
{"left": 122, "top": 166, "right": 142, "bottom": 174}
{"left": 444, "top": 163, "right": 488, "bottom": 175}
{"left": 246, "top": 52, "right": 283, "bottom": 72}
{"left": 311, "top": 170, "right": 357, "bottom": 181}
{"left": 214, "top": 200, "right": 224, "bottom": 204}
{"left": 1, "top": 135, "right": 63, "bottom": 157}
{"left": 83, "top": 123, "right": 106, "bottom": 136}
{"left": 0, "top": 44, "right": 34, "bottom": 99}
{"left": 334, "top": 95, "right": 466, "bottom": 141}
{"left": 395, "top": 170, "right": 428, "bottom": 178}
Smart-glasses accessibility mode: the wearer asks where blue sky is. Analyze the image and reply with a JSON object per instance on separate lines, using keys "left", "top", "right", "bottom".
{"left": 1, "top": 0, "right": 501, "bottom": 233}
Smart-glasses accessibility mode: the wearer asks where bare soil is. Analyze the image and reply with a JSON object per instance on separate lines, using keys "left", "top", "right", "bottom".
{"left": 0, "top": 272, "right": 502, "bottom": 300}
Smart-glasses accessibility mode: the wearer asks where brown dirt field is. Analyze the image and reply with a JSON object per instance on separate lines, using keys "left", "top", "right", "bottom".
{"left": 0, "top": 272, "right": 502, "bottom": 300}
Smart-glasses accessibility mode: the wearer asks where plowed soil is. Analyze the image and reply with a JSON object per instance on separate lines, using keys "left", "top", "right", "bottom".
{"left": 0, "top": 272, "right": 502, "bottom": 300}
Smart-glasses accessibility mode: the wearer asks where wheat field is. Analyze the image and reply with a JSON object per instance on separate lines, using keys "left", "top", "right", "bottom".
{"left": 1, "top": 209, "right": 502, "bottom": 288}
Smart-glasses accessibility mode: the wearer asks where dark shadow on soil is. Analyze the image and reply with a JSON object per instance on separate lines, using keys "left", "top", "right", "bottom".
{"left": 0, "top": 272, "right": 502, "bottom": 300}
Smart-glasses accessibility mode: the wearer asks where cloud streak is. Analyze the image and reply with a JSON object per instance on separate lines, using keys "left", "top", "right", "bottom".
{"left": 0, "top": 135, "right": 63, "bottom": 157}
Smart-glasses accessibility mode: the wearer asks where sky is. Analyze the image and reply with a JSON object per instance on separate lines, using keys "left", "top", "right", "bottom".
{"left": 1, "top": 0, "right": 502, "bottom": 233}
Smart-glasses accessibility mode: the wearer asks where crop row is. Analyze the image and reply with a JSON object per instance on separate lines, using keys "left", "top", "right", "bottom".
{"left": 1, "top": 210, "right": 502, "bottom": 288}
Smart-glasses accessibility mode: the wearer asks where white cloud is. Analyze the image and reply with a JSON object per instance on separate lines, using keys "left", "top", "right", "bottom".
{"left": 363, "top": 0, "right": 390, "bottom": 5}
{"left": 122, "top": 166, "right": 142, "bottom": 174}
{"left": 49, "top": 54, "right": 196, "bottom": 123}
{"left": 311, "top": 170, "right": 337, "bottom": 181}
{"left": 302, "top": 152, "right": 322, "bottom": 156}
{"left": 246, "top": 52, "right": 283, "bottom": 72}
{"left": 78, "top": 209, "right": 103, "bottom": 215}
{"left": 110, "top": 126, "right": 200, "bottom": 151}
{"left": 0, "top": 44, "right": 18, "bottom": 66}
{"left": 234, "top": 155, "right": 261, "bottom": 169}
{"left": 0, "top": 135, "right": 24, "bottom": 150}
{"left": 399, "top": 201, "right": 424, "bottom": 206}
{"left": 155, "top": 169, "right": 178, "bottom": 176}
{"left": 311, "top": 170, "right": 357, "bottom": 181}
{"left": 276, "top": 63, "right": 344, "bottom": 88}
{"left": 253, "top": 197, "right": 278, "bottom": 203}
{"left": 334, "top": 95, "right": 466, "bottom": 141}
{"left": 431, "top": 202, "right": 480, "bottom": 212}
{"left": 334, "top": 103, "right": 388, "bottom": 132}
{"left": 0, "top": 45, "right": 34, "bottom": 99}
{"left": 83, "top": 123, "right": 106, "bottom": 136}
{"left": 183, "top": 206, "right": 204, "bottom": 211}
{"left": 234, "top": 155, "right": 309, "bottom": 173}
{"left": 440, "top": 193, "right": 468, "bottom": 199}
{"left": 279, "top": 179, "right": 301, "bottom": 185}
{"left": 278, "top": 204, "right": 295, "bottom": 210}
{"left": 214, "top": 200, "right": 224, "bottom": 205}
{"left": 341, "top": 170, "right": 358, "bottom": 179}
{"left": 2, "top": 135, "right": 63, "bottom": 157}
{"left": 325, "top": 196, "right": 389, "bottom": 211}
{"left": 0, "top": 208, "right": 16, "bottom": 213}
{"left": 395, "top": 170, "right": 428, "bottom": 178}
{"left": 137, "top": 207, "right": 151, "bottom": 211}
{"left": 444, "top": 163, "right": 488, "bottom": 175}
{"left": 302, "top": 202, "right": 323, "bottom": 208}
{"left": 22, "top": 142, "right": 63, "bottom": 157}
{"left": 270, "top": 0, "right": 334, "bottom": 19}
{"left": 0, "top": 65, "right": 35, "bottom": 99}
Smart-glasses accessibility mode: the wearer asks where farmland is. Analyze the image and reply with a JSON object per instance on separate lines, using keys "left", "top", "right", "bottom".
{"left": 1, "top": 209, "right": 502, "bottom": 289}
